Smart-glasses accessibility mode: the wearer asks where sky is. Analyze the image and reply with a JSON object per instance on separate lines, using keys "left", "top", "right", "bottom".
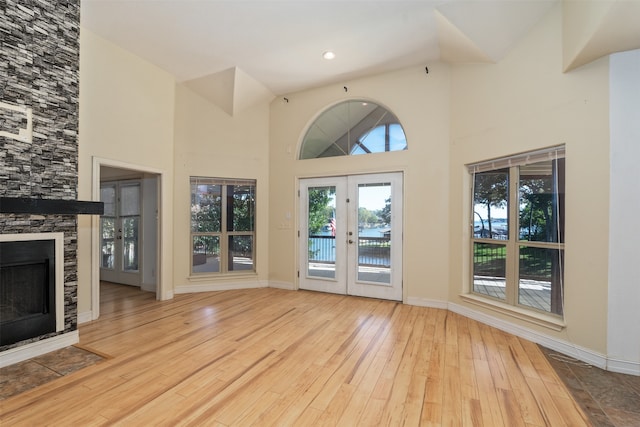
{"left": 358, "top": 184, "right": 391, "bottom": 211}
{"left": 473, "top": 202, "right": 508, "bottom": 222}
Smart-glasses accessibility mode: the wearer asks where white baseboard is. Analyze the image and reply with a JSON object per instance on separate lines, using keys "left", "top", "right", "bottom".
{"left": 405, "top": 296, "right": 449, "bottom": 309}
{"left": 269, "top": 281, "right": 296, "bottom": 290}
{"left": 175, "top": 279, "right": 269, "bottom": 294}
{"left": 606, "top": 357, "right": 640, "bottom": 376}
{"left": 447, "top": 302, "right": 608, "bottom": 370}
{"left": 0, "top": 331, "right": 79, "bottom": 368}
{"left": 78, "top": 311, "right": 93, "bottom": 324}
{"left": 405, "top": 298, "right": 640, "bottom": 375}
{"left": 160, "top": 289, "right": 174, "bottom": 300}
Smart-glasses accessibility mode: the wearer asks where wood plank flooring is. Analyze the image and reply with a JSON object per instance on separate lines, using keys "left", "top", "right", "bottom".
{"left": 0, "top": 283, "right": 590, "bottom": 426}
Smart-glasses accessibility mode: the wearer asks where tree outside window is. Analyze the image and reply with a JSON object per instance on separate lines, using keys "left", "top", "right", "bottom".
{"left": 190, "top": 178, "right": 256, "bottom": 274}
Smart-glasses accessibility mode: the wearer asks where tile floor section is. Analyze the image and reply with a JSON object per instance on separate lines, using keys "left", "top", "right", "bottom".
{"left": 0, "top": 346, "right": 104, "bottom": 400}
{"left": 540, "top": 346, "right": 640, "bottom": 427}
{"left": 1, "top": 345, "right": 639, "bottom": 426}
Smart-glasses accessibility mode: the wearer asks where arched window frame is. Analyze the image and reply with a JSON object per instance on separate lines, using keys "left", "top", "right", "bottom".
{"left": 298, "top": 99, "right": 407, "bottom": 160}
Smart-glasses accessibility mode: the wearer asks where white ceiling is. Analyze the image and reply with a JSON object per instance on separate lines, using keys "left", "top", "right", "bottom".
{"left": 80, "top": 0, "right": 640, "bottom": 113}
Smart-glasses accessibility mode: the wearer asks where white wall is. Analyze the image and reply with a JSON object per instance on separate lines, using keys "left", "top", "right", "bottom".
{"left": 77, "top": 28, "right": 176, "bottom": 316}
{"left": 608, "top": 49, "right": 640, "bottom": 375}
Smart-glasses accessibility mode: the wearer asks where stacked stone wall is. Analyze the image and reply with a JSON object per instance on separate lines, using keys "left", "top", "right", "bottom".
{"left": 1, "top": 0, "right": 81, "bottom": 351}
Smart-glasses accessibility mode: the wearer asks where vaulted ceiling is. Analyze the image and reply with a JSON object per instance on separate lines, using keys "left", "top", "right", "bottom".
{"left": 81, "top": 0, "right": 640, "bottom": 115}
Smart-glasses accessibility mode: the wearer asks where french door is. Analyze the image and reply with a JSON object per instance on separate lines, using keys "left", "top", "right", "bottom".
{"left": 299, "top": 173, "right": 403, "bottom": 301}
{"left": 100, "top": 181, "right": 141, "bottom": 286}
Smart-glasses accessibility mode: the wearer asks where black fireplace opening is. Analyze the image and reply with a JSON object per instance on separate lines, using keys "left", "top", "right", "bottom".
{"left": 0, "top": 239, "right": 57, "bottom": 347}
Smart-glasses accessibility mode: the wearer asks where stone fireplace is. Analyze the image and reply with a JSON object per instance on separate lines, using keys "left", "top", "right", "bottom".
{"left": 0, "top": 0, "right": 97, "bottom": 367}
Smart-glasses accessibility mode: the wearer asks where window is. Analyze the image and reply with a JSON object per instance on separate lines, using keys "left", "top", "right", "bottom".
{"left": 299, "top": 100, "right": 407, "bottom": 159}
{"left": 190, "top": 177, "right": 256, "bottom": 275}
{"left": 351, "top": 123, "right": 406, "bottom": 155}
{"left": 469, "top": 146, "right": 565, "bottom": 316}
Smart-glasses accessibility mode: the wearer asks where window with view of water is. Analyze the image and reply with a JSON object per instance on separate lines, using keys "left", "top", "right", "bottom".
{"left": 190, "top": 177, "right": 256, "bottom": 275}
{"left": 470, "top": 147, "right": 565, "bottom": 317}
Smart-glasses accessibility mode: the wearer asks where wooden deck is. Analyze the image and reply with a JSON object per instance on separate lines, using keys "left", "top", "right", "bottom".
{"left": 0, "top": 282, "right": 590, "bottom": 426}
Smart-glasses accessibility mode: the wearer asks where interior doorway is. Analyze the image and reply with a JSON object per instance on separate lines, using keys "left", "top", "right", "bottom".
{"left": 91, "top": 159, "right": 162, "bottom": 320}
{"left": 99, "top": 167, "right": 158, "bottom": 291}
{"left": 298, "top": 172, "right": 403, "bottom": 301}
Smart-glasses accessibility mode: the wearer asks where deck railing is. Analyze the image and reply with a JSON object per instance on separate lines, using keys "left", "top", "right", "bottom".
{"left": 308, "top": 235, "right": 390, "bottom": 267}
{"left": 473, "top": 242, "right": 560, "bottom": 281}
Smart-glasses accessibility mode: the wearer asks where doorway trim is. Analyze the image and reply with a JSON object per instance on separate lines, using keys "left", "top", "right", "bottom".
{"left": 91, "top": 156, "right": 167, "bottom": 320}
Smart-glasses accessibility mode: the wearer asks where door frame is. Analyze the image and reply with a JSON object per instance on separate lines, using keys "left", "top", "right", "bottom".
{"left": 297, "top": 172, "right": 404, "bottom": 301}
{"left": 91, "top": 157, "right": 166, "bottom": 320}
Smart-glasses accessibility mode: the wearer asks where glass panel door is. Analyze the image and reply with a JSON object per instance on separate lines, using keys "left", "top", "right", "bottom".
{"left": 307, "top": 185, "right": 337, "bottom": 279}
{"left": 299, "top": 173, "right": 403, "bottom": 301}
{"left": 120, "top": 183, "right": 140, "bottom": 273}
{"left": 347, "top": 173, "right": 403, "bottom": 301}
{"left": 356, "top": 182, "right": 391, "bottom": 284}
{"left": 100, "top": 184, "right": 116, "bottom": 270}
{"left": 100, "top": 181, "right": 142, "bottom": 286}
{"left": 299, "top": 178, "right": 347, "bottom": 295}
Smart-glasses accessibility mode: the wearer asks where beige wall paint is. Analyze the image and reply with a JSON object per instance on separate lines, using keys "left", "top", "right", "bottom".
{"left": 449, "top": 5, "right": 610, "bottom": 353}
{"left": 74, "top": 3, "right": 620, "bottom": 363}
{"left": 268, "top": 66, "right": 451, "bottom": 300}
{"left": 172, "top": 84, "right": 270, "bottom": 290}
{"left": 562, "top": 0, "right": 614, "bottom": 70}
{"left": 77, "top": 28, "right": 176, "bottom": 314}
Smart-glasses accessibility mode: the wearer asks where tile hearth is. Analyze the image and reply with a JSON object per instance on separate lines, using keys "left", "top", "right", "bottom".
{"left": 0, "top": 346, "right": 105, "bottom": 400}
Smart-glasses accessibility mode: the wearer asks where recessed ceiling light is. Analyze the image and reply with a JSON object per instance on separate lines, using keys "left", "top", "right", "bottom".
{"left": 322, "top": 51, "right": 335, "bottom": 60}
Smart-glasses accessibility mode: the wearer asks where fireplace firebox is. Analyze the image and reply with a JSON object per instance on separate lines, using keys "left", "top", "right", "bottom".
{"left": 0, "top": 239, "right": 56, "bottom": 346}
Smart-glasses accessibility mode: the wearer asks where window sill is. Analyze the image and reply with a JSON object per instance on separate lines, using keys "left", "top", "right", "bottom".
{"left": 460, "top": 293, "right": 566, "bottom": 331}
{"left": 187, "top": 272, "right": 257, "bottom": 282}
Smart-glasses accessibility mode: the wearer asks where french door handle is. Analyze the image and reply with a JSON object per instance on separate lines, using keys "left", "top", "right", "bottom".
{"left": 348, "top": 239, "right": 354, "bottom": 244}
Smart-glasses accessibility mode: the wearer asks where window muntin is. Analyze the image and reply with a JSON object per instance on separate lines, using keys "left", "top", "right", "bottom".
{"left": 470, "top": 148, "right": 565, "bottom": 317}
{"left": 190, "top": 177, "right": 256, "bottom": 275}
{"left": 299, "top": 100, "right": 407, "bottom": 159}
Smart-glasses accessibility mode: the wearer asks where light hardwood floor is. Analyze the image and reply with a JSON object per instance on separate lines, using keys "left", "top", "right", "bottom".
{"left": 0, "top": 282, "right": 590, "bottom": 426}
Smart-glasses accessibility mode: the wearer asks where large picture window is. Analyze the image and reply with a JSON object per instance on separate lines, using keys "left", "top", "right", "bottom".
{"left": 469, "top": 146, "right": 565, "bottom": 316}
{"left": 190, "top": 177, "right": 256, "bottom": 275}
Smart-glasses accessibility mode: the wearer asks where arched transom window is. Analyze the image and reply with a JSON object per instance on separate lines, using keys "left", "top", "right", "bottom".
{"left": 299, "top": 100, "right": 407, "bottom": 159}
